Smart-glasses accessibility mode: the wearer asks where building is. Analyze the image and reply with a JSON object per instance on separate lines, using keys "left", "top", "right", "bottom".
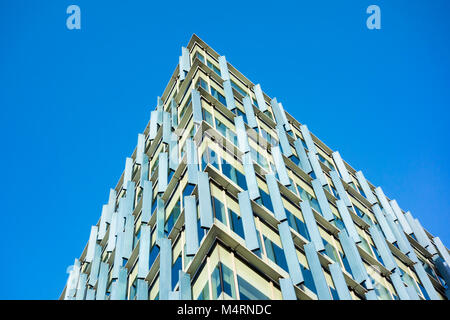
{"left": 60, "top": 34, "right": 450, "bottom": 301}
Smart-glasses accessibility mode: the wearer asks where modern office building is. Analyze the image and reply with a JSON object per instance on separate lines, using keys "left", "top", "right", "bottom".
{"left": 60, "top": 34, "right": 450, "bottom": 301}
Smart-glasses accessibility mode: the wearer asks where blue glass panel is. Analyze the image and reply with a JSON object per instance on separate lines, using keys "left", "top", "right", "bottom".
{"left": 237, "top": 275, "right": 269, "bottom": 300}
{"left": 285, "top": 209, "right": 310, "bottom": 241}
{"left": 264, "top": 236, "right": 288, "bottom": 272}
{"left": 323, "top": 238, "right": 340, "bottom": 263}
{"left": 301, "top": 265, "right": 317, "bottom": 295}
{"left": 213, "top": 197, "right": 227, "bottom": 226}
{"left": 165, "top": 200, "right": 181, "bottom": 235}
{"left": 207, "top": 60, "right": 221, "bottom": 77}
{"left": 183, "top": 183, "right": 195, "bottom": 199}
{"left": 339, "top": 251, "right": 353, "bottom": 277}
{"left": 229, "top": 209, "right": 245, "bottom": 239}
{"left": 172, "top": 255, "right": 182, "bottom": 290}
{"left": 255, "top": 188, "right": 273, "bottom": 213}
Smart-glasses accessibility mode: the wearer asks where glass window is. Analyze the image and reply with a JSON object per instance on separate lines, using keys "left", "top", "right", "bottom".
{"left": 250, "top": 146, "right": 269, "bottom": 172}
{"left": 323, "top": 238, "right": 340, "bottom": 263}
{"left": 179, "top": 96, "right": 191, "bottom": 121}
{"left": 259, "top": 127, "right": 276, "bottom": 146}
{"left": 183, "top": 183, "right": 195, "bottom": 200}
{"left": 352, "top": 205, "right": 364, "bottom": 218}
{"left": 197, "top": 281, "right": 210, "bottom": 300}
{"left": 263, "top": 236, "right": 288, "bottom": 272}
{"left": 237, "top": 275, "right": 269, "bottom": 300}
{"left": 197, "top": 216, "right": 206, "bottom": 244}
{"left": 151, "top": 157, "right": 159, "bottom": 178}
{"left": 358, "top": 236, "right": 373, "bottom": 257}
{"left": 221, "top": 159, "right": 247, "bottom": 190}
{"left": 172, "top": 254, "right": 182, "bottom": 290}
{"left": 202, "top": 108, "right": 213, "bottom": 126}
{"left": 332, "top": 216, "right": 346, "bottom": 231}
{"left": 330, "top": 286, "right": 339, "bottom": 300}
{"left": 400, "top": 270, "right": 421, "bottom": 296}
{"left": 230, "top": 80, "right": 247, "bottom": 97}
{"left": 285, "top": 208, "right": 310, "bottom": 241}
{"left": 129, "top": 278, "right": 137, "bottom": 300}
{"left": 195, "top": 52, "right": 205, "bottom": 63}
{"left": 215, "top": 118, "right": 237, "bottom": 146}
{"left": 357, "top": 185, "right": 366, "bottom": 197}
{"left": 289, "top": 154, "right": 300, "bottom": 167}
{"left": 318, "top": 154, "right": 335, "bottom": 171}
{"left": 339, "top": 251, "right": 353, "bottom": 277}
{"left": 149, "top": 229, "right": 160, "bottom": 269}
{"left": 263, "top": 110, "right": 274, "bottom": 121}
{"left": 301, "top": 265, "right": 317, "bottom": 295}
{"left": 211, "top": 263, "right": 236, "bottom": 299}
{"left": 297, "top": 185, "right": 322, "bottom": 215}
{"left": 229, "top": 209, "right": 245, "bottom": 239}
{"left": 133, "top": 226, "right": 141, "bottom": 250}
{"left": 255, "top": 187, "right": 273, "bottom": 213}
{"left": 213, "top": 197, "right": 227, "bottom": 226}
{"left": 207, "top": 60, "right": 221, "bottom": 76}
{"left": 210, "top": 87, "right": 226, "bottom": 105}
{"left": 301, "top": 139, "right": 308, "bottom": 150}
{"left": 211, "top": 264, "right": 221, "bottom": 300}
{"left": 168, "top": 169, "right": 175, "bottom": 184}
{"left": 196, "top": 78, "right": 209, "bottom": 91}
{"left": 183, "top": 243, "right": 193, "bottom": 269}
{"left": 165, "top": 200, "right": 181, "bottom": 235}
{"left": 233, "top": 107, "right": 248, "bottom": 124}
{"left": 371, "top": 245, "right": 384, "bottom": 265}
{"left": 222, "top": 264, "right": 236, "bottom": 299}
{"left": 201, "top": 147, "right": 220, "bottom": 171}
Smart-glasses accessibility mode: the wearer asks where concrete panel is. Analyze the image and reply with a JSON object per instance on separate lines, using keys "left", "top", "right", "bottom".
{"left": 278, "top": 221, "right": 304, "bottom": 285}
{"left": 355, "top": 171, "right": 377, "bottom": 204}
{"left": 198, "top": 172, "right": 214, "bottom": 229}
{"left": 158, "top": 152, "right": 168, "bottom": 194}
{"left": 141, "top": 180, "right": 153, "bottom": 224}
{"left": 293, "top": 139, "right": 312, "bottom": 174}
{"left": 242, "top": 153, "right": 260, "bottom": 200}
{"left": 238, "top": 191, "right": 260, "bottom": 252}
{"left": 304, "top": 242, "right": 332, "bottom": 300}
{"left": 253, "top": 84, "right": 267, "bottom": 112}
{"left": 300, "top": 200, "right": 325, "bottom": 252}
{"left": 332, "top": 151, "right": 352, "bottom": 184}
{"left": 138, "top": 224, "right": 151, "bottom": 279}
{"left": 86, "top": 226, "right": 98, "bottom": 263}
{"left": 185, "top": 195, "right": 200, "bottom": 256}
{"left": 266, "top": 173, "right": 287, "bottom": 222}
{"left": 272, "top": 145, "right": 290, "bottom": 186}
{"left": 243, "top": 95, "right": 258, "bottom": 128}
{"left": 329, "top": 262, "right": 352, "bottom": 300}
{"left": 159, "top": 238, "right": 172, "bottom": 300}
{"left": 279, "top": 278, "right": 297, "bottom": 300}
{"left": 311, "top": 179, "right": 334, "bottom": 222}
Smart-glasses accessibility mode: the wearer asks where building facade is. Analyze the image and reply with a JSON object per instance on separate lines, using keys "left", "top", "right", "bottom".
{"left": 61, "top": 34, "right": 450, "bottom": 301}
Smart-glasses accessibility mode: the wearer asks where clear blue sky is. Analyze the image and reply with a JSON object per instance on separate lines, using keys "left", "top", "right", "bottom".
{"left": 0, "top": 0, "right": 449, "bottom": 299}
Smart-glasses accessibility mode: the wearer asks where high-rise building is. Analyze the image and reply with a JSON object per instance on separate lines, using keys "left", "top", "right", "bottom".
{"left": 60, "top": 34, "right": 450, "bottom": 301}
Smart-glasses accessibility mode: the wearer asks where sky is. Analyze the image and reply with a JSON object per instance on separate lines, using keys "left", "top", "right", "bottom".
{"left": 0, "top": 0, "right": 449, "bottom": 299}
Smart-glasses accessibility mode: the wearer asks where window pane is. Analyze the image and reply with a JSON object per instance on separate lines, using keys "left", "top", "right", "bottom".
{"left": 172, "top": 254, "right": 182, "bottom": 290}
{"left": 221, "top": 263, "right": 236, "bottom": 299}
{"left": 211, "top": 264, "right": 221, "bottom": 300}
{"left": 237, "top": 275, "right": 269, "bottom": 300}
{"left": 229, "top": 209, "right": 245, "bottom": 239}
{"left": 213, "top": 197, "right": 227, "bottom": 226}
